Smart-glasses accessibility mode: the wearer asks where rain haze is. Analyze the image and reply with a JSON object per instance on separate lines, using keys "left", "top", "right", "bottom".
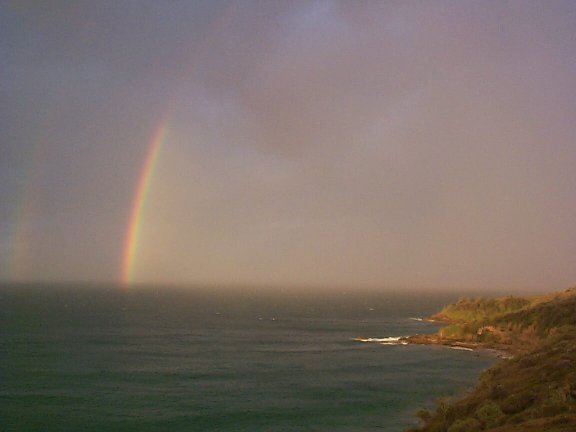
{"left": 1, "top": 0, "right": 576, "bottom": 291}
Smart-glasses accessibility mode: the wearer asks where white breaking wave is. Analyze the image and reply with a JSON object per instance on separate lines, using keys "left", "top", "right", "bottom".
{"left": 354, "top": 336, "right": 408, "bottom": 345}
{"left": 449, "top": 346, "right": 474, "bottom": 351}
{"left": 409, "top": 317, "right": 423, "bottom": 321}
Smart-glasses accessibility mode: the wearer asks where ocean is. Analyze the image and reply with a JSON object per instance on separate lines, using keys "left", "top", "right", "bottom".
{"left": 0, "top": 284, "right": 496, "bottom": 431}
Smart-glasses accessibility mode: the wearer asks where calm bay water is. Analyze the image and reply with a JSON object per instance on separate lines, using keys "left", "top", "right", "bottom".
{"left": 0, "top": 284, "right": 495, "bottom": 431}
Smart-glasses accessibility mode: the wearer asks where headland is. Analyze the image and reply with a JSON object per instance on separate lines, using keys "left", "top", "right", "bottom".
{"left": 406, "top": 287, "right": 576, "bottom": 431}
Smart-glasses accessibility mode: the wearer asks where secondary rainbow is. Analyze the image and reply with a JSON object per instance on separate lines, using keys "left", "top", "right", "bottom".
{"left": 121, "top": 122, "right": 169, "bottom": 286}
{"left": 5, "top": 137, "right": 47, "bottom": 281}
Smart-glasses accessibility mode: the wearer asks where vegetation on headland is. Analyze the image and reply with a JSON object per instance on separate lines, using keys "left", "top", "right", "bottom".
{"left": 406, "top": 287, "right": 576, "bottom": 432}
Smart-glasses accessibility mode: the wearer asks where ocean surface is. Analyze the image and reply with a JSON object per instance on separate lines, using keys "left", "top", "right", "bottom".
{"left": 0, "top": 284, "right": 496, "bottom": 431}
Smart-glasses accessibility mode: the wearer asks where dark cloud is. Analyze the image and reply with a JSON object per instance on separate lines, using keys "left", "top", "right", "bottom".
{"left": 1, "top": 1, "right": 575, "bottom": 289}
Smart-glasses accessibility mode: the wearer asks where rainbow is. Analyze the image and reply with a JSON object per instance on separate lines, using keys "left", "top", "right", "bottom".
{"left": 4, "top": 136, "right": 46, "bottom": 281}
{"left": 120, "top": 122, "right": 169, "bottom": 286}
{"left": 6, "top": 193, "right": 34, "bottom": 281}
{"left": 119, "top": 3, "right": 237, "bottom": 287}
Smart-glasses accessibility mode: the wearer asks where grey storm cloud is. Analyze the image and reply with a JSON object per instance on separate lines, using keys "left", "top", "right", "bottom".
{"left": 1, "top": 0, "right": 575, "bottom": 290}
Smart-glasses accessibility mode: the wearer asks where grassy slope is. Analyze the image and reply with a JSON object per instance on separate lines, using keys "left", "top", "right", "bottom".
{"left": 407, "top": 288, "right": 576, "bottom": 432}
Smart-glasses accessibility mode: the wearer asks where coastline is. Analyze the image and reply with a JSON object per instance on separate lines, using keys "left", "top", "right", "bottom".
{"left": 399, "top": 333, "right": 515, "bottom": 360}
{"left": 404, "top": 288, "right": 576, "bottom": 432}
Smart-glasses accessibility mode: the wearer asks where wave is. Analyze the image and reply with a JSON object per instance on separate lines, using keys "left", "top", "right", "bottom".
{"left": 354, "top": 336, "right": 408, "bottom": 345}
{"left": 449, "top": 346, "right": 474, "bottom": 351}
{"left": 409, "top": 317, "right": 423, "bottom": 321}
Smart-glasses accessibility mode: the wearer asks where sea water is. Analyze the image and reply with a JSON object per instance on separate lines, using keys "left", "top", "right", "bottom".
{"left": 0, "top": 284, "right": 496, "bottom": 431}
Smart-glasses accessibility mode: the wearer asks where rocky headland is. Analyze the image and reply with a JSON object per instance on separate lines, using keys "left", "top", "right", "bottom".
{"left": 406, "top": 287, "right": 576, "bottom": 432}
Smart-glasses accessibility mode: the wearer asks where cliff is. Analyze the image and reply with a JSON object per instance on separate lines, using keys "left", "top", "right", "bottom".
{"left": 406, "top": 287, "right": 576, "bottom": 432}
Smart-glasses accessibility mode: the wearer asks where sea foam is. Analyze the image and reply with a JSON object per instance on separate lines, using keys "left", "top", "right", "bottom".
{"left": 354, "top": 336, "right": 408, "bottom": 345}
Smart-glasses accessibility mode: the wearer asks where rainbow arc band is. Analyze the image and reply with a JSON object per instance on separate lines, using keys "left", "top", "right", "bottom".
{"left": 121, "top": 123, "right": 169, "bottom": 286}
{"left": 118, "top": 3, "right": 237, "bottom": 287}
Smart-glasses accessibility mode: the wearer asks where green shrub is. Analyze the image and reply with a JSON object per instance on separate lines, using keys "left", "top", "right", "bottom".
{"left": 501, "top": 392, "right": 536, "bottom": 415}
{"left": 447, "top": 417, "right": 481, "bottom": 432}
{"left": 475, "top": 401, "right": 503, "bottom": 428}
{"left": 445, "top": 403, "right": 472, "bottom": 424}
{"left": 547, "top": 387, "right": 567, "bottom": 404}
{"left": 416, "top": 409, "right": 433, "bottom": 425}
{"left": 490, "top": 384, "right": 507, "bottom": 400}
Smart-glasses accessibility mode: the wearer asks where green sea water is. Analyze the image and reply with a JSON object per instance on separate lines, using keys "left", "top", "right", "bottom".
{"left": 0, "top": 284, "right": 496, "bottom": 431}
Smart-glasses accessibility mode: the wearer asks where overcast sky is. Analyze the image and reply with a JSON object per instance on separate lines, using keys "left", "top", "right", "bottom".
{"left": 1, "top": 0, "right": 576, "bottom": 290}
